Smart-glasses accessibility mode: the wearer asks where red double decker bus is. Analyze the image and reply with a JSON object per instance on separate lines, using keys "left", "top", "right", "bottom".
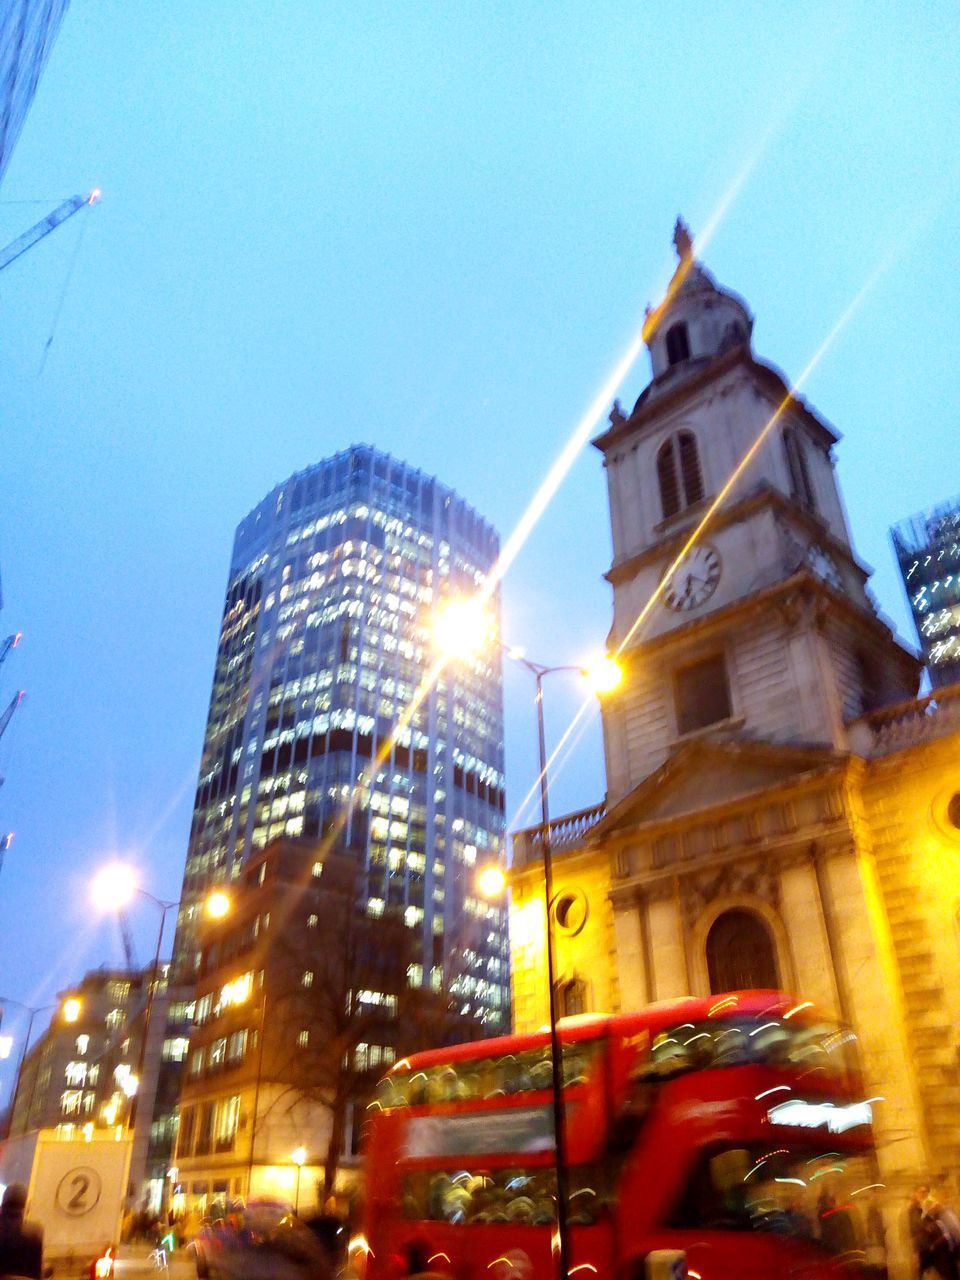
{"left": 357, "top": 991, "right": 882, "bottom": 1280}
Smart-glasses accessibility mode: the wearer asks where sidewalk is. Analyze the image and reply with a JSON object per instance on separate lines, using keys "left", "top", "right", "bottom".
{"left": 111, "top": 1242, "right": 198, "bottom": 1278}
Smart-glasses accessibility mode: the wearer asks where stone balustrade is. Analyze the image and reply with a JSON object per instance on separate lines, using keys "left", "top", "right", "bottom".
{"left": 846, "top": 680, "right": 960, "bottom": 756}
{"left": 511, "top": 801, "right": 606, "bottom": 868}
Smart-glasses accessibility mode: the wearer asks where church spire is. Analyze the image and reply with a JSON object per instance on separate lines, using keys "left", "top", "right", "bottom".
{"left": 672, "top": 216, "right": 694, "bottom": 264}
{"left": 642, "top": 220, "right": 753, "bottom": 379}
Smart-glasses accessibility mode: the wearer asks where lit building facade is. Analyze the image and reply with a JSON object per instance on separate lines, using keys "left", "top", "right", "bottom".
{"left": 892, "top": 494, "right": 960, "bottom": 688}
{"left": 173, "top": 446, "right": 508, "bottom": 1029}
{"left": 0, "top": 0, "right": 70, "bottom": 186}
{"left": 174, "top": 837, "right": 412, "bottom": 1213}
{"left": 8, "top": 968, "right": 145, "bottom": 1139}
{"left": 508, "top": 225, "right": 960, "bottom": 1276}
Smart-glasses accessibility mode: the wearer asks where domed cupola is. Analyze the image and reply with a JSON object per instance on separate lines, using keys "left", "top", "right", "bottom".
{"left": 641, "top": 219, "right": 754, "bottom": 383}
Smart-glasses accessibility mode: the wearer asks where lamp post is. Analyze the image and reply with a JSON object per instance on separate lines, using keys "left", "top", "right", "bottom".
{"left": 0, "top": 996, "right": 58, "bottom": 1135}
{"left": 90, "top": 867, "right": 180, "bottom": 1130}
{"left": 90, "top": 869, "right": 232, "bottom": 1135}
{"left": 436, "top": 598, "right": 620, "bottom": 1280}
{"left": 508, "top": 655, "right": 586, "bottom": 1280}
{"left": 292, "top": 1145, "right": 307, "bottom": 1215}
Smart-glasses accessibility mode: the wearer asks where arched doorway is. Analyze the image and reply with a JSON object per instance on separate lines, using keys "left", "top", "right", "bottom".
{"left": 706, "top": 907, "right": 780, "bottom": 993}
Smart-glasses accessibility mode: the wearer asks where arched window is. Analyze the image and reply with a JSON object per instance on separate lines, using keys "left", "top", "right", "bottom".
{"left": 666, "top": 322, "right": 691, "bottom": 366}
{"left": 657, "top": 431, "right": 705, "bottom": 520}
{"left": 783, "top": 427, "right": 817, "bottom": 511}
{"left": 556, "top": 975, "right": 588, "bottom": 1018}
{"left": 706, "top": 908, "right": 779, "bottom": 994}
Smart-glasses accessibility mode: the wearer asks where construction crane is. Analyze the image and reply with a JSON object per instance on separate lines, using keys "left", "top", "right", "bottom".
{"left": 0, "top": 188, "right": 99, "bottom": 274}
{"left": 0, "top": 686, "right": 24, "bottom": 795}
{"left": 117, "top": 910, "right": 137, "bottom": 972}
{"left": 0, "top": 637, "right": 20, "bottom": 865}
{"left": 0, "top": 689, "right": 23, "bottom": 746}
{"left": 0, "top": 633, "right": 21, "bottom": 673}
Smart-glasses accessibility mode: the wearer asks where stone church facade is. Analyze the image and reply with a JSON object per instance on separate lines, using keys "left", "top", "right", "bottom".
{"left": 509, "top": 225, "right": 960, "bottom": 1209}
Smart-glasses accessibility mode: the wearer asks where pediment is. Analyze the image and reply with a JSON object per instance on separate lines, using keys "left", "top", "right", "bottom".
{"left": 596, "top": 737, "right": 844, "bottom": 836}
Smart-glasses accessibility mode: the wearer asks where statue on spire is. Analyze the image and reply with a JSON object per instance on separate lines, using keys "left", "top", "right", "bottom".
{"left": 673, "top": 217, "right": 694, "bottom": 263}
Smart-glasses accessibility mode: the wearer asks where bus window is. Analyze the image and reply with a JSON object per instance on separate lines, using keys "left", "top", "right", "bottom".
{"left": 372, "top": 1039, "right": 603, "bottom": 1111}
{"left": 671, "top": 1144, "right": 874, "bottom": 1259}
{"left": 401, "top": 1165, "right": 608, "bottom": 1226}
{"left": 637, "top": 1018, "right": 858, "bottom": 1086}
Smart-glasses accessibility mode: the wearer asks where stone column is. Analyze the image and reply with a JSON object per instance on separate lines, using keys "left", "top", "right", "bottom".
{"left": 779, "top": 854, "right": 842, "bottom": 1012}
{"left": 611, "top": 888, "right": 651, "bottom": 1010}
{"left": 646, "top": 886, "right": 689, "bottom": 1000}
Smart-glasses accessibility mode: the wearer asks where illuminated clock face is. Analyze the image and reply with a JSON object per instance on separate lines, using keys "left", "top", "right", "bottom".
{"left": 663, "top": 544, "right": 722, "bottom": 611}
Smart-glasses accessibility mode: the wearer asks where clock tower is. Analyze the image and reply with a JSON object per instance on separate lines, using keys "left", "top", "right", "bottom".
{"left": 593, "top": 219, "right": 918, "bottom": 803}
{"left": 509, "top": 225, "right": 960, "bottom": 1238}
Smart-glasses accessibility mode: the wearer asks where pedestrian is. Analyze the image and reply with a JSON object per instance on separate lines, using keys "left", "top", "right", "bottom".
{"left": 911, "top": 1185, "right": 933, "bottom": 1278}
{"left": 0, "top": 1182, "right": 44, "bottom": 1280}
{"left": 935, "top": 1194, "right": 960, "bottom": 1254}
{"left": 923, "top": 1194, "right": 960, "bottom": 1280}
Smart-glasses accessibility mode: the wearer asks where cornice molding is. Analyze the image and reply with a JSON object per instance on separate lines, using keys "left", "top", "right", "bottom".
{"left": 607, "top": 829, "right": 853, "bottom": 907}
{"left": 612, "top": 567, "right": 917, "bottom": 673}
{"left": 605, "top": 484, "right": 868, "bottom": 585}
{"left": 592, "top": 349, "right": 839, "bottom": 454}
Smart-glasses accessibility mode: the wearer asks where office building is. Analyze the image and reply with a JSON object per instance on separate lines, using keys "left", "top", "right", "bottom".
{"left": 174, "top": 836, "right": 414, "bottom": 1211}
{"left": 892, "top": 494, "right": 960, "bottom": 688}
{"left": 173, "top": 446, "right": 509, "bottom": 1030}
{"left": 9, "top": 968, "right": 146, "bottom": 1139}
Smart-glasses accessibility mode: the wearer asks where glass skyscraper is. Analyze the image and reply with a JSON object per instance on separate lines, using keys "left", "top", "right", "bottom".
{"left": 173, "top": 445, "right": 509, "bottom": 1028}
{"left": 892, "top": 493, "right": 960, "bottom": 689}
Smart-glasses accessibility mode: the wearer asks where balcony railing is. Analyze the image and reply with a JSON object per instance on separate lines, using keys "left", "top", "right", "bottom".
{"left": 511, "top": 802, "right": 606, "bottom": 868}
{"left": 846, "top": 680, "right": 960, "bottom": 756}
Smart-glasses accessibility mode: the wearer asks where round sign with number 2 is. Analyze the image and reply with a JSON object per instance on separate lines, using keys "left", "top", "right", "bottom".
{"left": 56, "top": 1167, "right": 102, "bottom": 1216}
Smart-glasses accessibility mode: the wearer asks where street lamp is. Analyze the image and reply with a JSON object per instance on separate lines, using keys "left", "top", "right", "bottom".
{"left": 89, "top": 867, "right": 232, "bottom": 1129}
{"left": 205, "top": 890, "right": 231, "bottom": 920}
{"left": 438, "top": 597, "right": 621, "bottom": 1280}
{"left": 61, "top": 998, "right": 82, "bottom": 1024}
{"left": 476, "top": 864, "right": 507, "bottom": 900}
{"left": 292, "top": 1145, "right": 307, "bottom": 1215}
{"left": 0, "top": 996, "right": 60, "bottom": 1134}
{"left": 90, "top": 865, "right": 180, "bottom": 1126}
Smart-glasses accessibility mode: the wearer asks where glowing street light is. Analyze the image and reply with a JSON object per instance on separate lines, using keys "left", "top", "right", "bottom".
{"left": 205, "top": 890, "right": 231, "bottom": 920}
{"left": 90, "top": 862, "right": 139, "bottom": 912}
{"left": 477, "top": 865, "right": 507, "bottom": 900}
{"left": 433, "top": 596, "right": 495, "bottom": 660}
{"left": 580, "top": 653, "right": 622, "bottom": 696}
{"left": 62, "top": 998, "right": 82, "bottom": 1024}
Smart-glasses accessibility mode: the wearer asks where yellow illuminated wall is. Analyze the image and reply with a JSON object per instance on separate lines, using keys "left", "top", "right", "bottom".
{"left": 859, "top": 732, "right": 960, "bottom": 1178}
{"left": 510, "top": 850, "right": 618, "bottom": 1034}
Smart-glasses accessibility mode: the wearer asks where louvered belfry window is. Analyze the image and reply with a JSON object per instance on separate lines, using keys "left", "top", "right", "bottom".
{"left": 783, "top": 427, "right": 817, "bottom": 511}
{"left": 666, "top": 322, "right": 691, "bottom": 366}
{"left": 657, "top": 431, "right": 704, "bottom": 520}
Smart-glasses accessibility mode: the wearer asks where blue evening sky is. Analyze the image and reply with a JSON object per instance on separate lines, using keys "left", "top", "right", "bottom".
{"left": 1, "top": 3, "right": 958, "bottom": 1083}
